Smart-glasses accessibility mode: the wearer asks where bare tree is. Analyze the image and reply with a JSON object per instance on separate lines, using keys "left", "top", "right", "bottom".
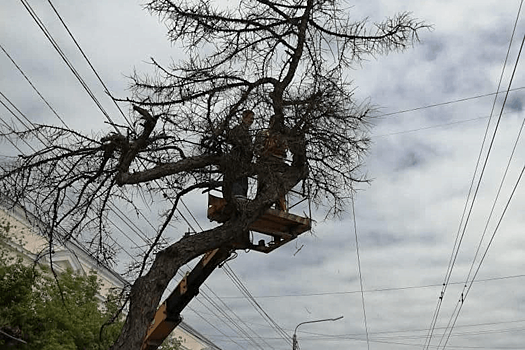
{"left": 0, "top": 0, "right": 428, "bottom": 348}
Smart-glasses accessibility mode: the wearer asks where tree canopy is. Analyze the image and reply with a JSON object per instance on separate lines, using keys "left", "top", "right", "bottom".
{"left": 0, "top": 221, "right": 181, "bottom": 350}
{"left": 0, "top": 0, "right": 428, "bottom": 348}
{"left": 0, "top": 223, "right": 124, "bottom": 349}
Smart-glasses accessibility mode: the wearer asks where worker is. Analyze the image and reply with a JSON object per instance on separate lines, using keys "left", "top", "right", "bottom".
{"left": 225, "top": 110, "right": 254, "bottom": 200}
{"left": 255, "top": 116, "right": 288, "bottom": 211}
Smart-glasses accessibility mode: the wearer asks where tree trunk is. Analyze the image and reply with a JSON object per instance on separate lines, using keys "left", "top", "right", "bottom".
{"left": 111, "top": 221, "right": 249, "bottom": 350}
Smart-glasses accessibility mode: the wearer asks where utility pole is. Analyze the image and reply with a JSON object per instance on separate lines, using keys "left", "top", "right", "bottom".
{"left": 292, "top": 316, "right": 343, "bottom": 350}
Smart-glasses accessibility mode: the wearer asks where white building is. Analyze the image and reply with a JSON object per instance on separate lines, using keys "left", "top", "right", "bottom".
{"left": 0, "top": 203, "right": 221, "bottom": 350}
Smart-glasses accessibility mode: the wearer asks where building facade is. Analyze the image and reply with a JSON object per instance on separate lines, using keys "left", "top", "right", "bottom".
{"left": 0, "top": 203, "right": 220, "bottom": 350}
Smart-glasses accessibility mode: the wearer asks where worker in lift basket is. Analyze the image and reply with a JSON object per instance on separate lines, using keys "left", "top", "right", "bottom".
{"left": 225, "top": 110, "right": 254, "bottom": 200}
{"left": 255, "top": 115, "right": 288, "bottom": 211}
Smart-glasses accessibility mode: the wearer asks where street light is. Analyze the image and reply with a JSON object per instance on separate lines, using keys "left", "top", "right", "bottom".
{"left": 292, "top": 316, "right": 343, "bottom": 350}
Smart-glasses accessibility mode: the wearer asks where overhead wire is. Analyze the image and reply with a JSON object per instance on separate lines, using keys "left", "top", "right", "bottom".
{"left": 45, "top": 0, "right": 131, "bottom": 126}
{"left": 6, "top": 13, "right": 261, "bottom": 350}
{"left": 13, "top": 0, "right": 166, "bottom": 269}
{"left": 179, "top": 202, "right": 289, "bottom": 348}
{"left": 0, "top": 42, "right": 168, "bottom": 261}
{"left": 436, "top": 31, "right": 525, "bottom": 350}
{"left": 376, "top": 86, "right": 525, "bottom": 119}
{"left": 10, "top": 2, "right": 172, "bottom": 250}
{"left": 0, "top": 87, "right": 148, "bottom": 260}
{"left": 187, "top": 290, "right": 254, "bottom": 350}
{"left": 222, "top": 266, "right": 293, "bottom": 346}
{"left": 216, "top": 272, "right": 525, "bottom": 299}
{"left": 19, "top": 0, "right": 120, "bottom": 134}
{"left": 0, "top": 43, "right": 68, "bottom": 127}
{"left": 13, "top": 0, "right": 168, "bottom": 246}
{"left": 351, "top": 194, "right": 370, "bottom": 350}
{"left": 374, "top": 115, "right": 488, "bottom": 138}
{"left": 462, "top": 68, "right": 525, "bottom": 305}
{"left": 203, "top": 317, "right": 525, "bottom": 341}
{"left": 1, "top": 83, "right": 260, "bottom": 350}
{"left": 177, "top": 188, "right": 292, "bottom": 347}
{"left": 5, "top": 2, "right": 317, "bottom": 349}
{"left": 186, "top": 303, "right": 249, "bottom": 350}
{"left": 0, "top": 93, "right": 139, "bottom": 263}
{"left": 17, "top": 2, "right": 525, "bottom": 350}
{"left": 440, "top": 161, "right": 525, "bottom": 350}
{"left": 199, "top": 283, "right": 273, "bottom": 350}
{"left": 422, "top": 2, "right": 524, "bottom": 348}
{"left": 39, "top": 0, "right": 202, "bottom": 248}
{"left": 168, "top": 264, "right": 271, "bottom": 350}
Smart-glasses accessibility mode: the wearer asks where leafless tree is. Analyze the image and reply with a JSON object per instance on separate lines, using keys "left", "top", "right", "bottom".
{"left": 0, "top": 0, "right": 428, "bottom": 348}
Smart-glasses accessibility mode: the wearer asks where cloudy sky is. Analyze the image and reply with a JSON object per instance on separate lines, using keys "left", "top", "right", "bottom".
{"left": 2, "top": 1, "right": 525, "bottom": 350}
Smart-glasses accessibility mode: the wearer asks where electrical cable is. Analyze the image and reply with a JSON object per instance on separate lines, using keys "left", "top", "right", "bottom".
{"left": 223, "top": 266, "right": 293, "bottom": 346}
{"left": 19, "top": 0, "right": 121, "bottom": 134}
{"left": 462, "top": 77, "right": 525, "bottom": 300}
{"left": 436, "top": 32, "right": 525, "bottom": 350}
{"left": 351, "top": 194, "right": 370, "bottom": 350}
{"left": 439, "top": 141, "right": 525, "bottom": 350}
{"left": 0, "top": 100, "right": 245, "bottom": 350}
{"left": 422, "top": 2, "right": 524, "bottom": 348}
{"left": 0, "top": 43, "right": 68, "bottom": 128}
{"left": 45, "top": 0, "right": 131, "bottom": 126}
{"left": 193, "top": 284, "right": 269, "bottom": 350}
{"left": 0, "top": 96, "right": 139, "bottom": 262}
{"left": 186, "top": 303, "right": 249, "bottom": 350}
{"left": 1, "top": 33, "right": 170, "bottom": 251}
{"left": 377, "top": 86, "right": 525, "bottom": 119}
{"left": 200, "top": 282, "right": 274, "bottom": 350}
{"left": 374, "top": 115, "right": 488, "bottom": 138}
{"left": 202, "top": 316, "right": 525, "bottom": 341}
{"left": 3, "top": 27, "right": 256, "bottom": 349}
{"left": 175, "top": 186, "right": 290, "bottom": 348}
{"left": 170, "top": 266, "right": 271, "bottom": 350}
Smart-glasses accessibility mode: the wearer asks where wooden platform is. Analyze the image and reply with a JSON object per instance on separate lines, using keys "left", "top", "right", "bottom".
{"left": 207, "top": 194, "right": 311, "bottom": 253}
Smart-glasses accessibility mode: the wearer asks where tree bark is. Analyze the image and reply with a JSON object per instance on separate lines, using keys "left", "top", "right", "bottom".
{"left": 111, "top": 220, "right": 250, "bottom": 350}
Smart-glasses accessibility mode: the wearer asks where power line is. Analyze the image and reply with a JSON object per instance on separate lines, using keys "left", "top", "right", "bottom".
{"left": 0, "top": 56, "right": 257, "bottom": 349}
{"left": 0, "top": 43, "right": 68, "bottom": 128}
{"left": 439, "top": 135, "right": 525, "bottom": 350}
{"left": 200, "top": 282, "right": 273, "bottom": 350}
{"left": 0, "top": 89, "right": 151, "bottom": 259}
{"left": 462, "top": 74, "right": 525, "bottom": 305}
{"left": 215, "top": 272, "right": 525, "bottom": 299}
{"left": 437, "top": 32, "right": 525, "bottom": 350}
{"left": 206, "top": 317, "right": 525, "bottom": 339}
{"left": 174, "top": 187, "right": 290, "bottom": 347}
{"left": 374, "top": 116, "right": 488, "bottom": 138}
{"left": 186, "top": 303, "right": 250, "bottom": 350}
{"left": 45, "top": 0, "right": 131, "bottom": 126}
{"left": 0, "top": 93, "right": 255, "bottom": 350}
{"left": 0, "top": 42, "right": 169, "bottom": 255}
{"left": 223, "top": 265, "right": 293, "bottom": 346}
{"left": 422, "top": 2, "right": 524, "bottom": 348}
{"left": 351, "top": 194, "right": 370, "bottom": 350}
{"left": 10, "top": 2, "right": 173, "bottom": 250}
{"left": 377, "top": 86, "right": 525, "bottom": 119}
{"left": 19, "top": 0, "right": 121, "bottom": 133}
{"left": 0, "top": 93, "right": 138, "bottom": 263}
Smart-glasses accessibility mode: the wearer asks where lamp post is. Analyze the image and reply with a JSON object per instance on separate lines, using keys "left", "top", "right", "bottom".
{"left": 292, "top": 316, "right": 343, "bottom": 350}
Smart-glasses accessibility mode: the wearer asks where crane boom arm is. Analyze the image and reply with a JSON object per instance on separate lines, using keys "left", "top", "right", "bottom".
{"left": 141, "top": 247, "right": 232, "bottom": 350}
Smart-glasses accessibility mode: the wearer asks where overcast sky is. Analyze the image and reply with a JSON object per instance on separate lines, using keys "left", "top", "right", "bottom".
{"left": 2, "top": 1, "right": 525, "bottom": 350}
